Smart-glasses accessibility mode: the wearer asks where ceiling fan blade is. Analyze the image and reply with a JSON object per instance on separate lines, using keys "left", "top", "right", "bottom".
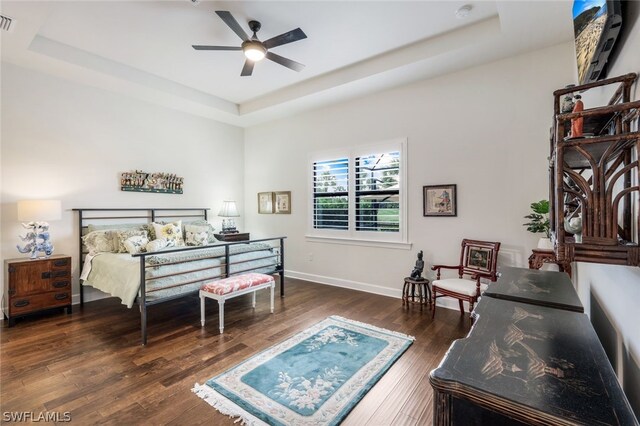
{"left": 192, "top": 45, "right": 242, "bottom": 51}
{"left": 215, "top": 10, "right": 250, "bottom": 42}
{"left": 266, "top": 52, "right": 305, "bottom": 72}
{"left": 263, "top": 28, "right": 307, "bottom": 50}
{"left": 241, "top": 60, "right": 255, "bottom": 77}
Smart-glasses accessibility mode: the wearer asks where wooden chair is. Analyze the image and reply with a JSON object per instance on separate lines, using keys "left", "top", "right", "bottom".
{"left": 431, "top": 239, "right": 501, "bottom": 319}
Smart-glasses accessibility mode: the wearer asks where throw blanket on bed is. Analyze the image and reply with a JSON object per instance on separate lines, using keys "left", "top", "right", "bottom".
{"left": 81, "top": 243, "right": 275, "bottom": 308}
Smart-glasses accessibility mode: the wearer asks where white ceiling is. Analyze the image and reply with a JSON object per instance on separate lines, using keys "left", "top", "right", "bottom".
{"left": 0, "top": 1, "right": 574, "bottom": 127}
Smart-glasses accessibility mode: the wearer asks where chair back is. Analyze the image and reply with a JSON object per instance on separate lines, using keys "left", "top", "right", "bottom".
{"left": 458, "top": 239, "right": 501, "bottom": 281}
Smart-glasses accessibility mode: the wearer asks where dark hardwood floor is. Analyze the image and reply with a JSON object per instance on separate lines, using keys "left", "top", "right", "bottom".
{"left": 0, "top": 278, "right": 470, "bottom": 425}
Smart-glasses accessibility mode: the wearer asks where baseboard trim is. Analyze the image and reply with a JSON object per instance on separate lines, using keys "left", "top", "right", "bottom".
{"left": 284, "top": 269, "right": 466, "bottom": 312}
{"left": 285, "top": 270, "right": 402, "bottom": 299}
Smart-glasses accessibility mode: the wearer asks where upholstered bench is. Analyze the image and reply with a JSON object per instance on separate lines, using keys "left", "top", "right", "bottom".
{"left": 199, "top": 273, "right": 275, "bottom": 334}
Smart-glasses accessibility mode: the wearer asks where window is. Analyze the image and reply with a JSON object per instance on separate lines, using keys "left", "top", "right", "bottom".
{"left": 309, "top": 139, "right": 407, "bottom": 246}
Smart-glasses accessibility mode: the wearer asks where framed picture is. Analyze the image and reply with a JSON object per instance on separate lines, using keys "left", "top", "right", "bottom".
{"left": 423, "top": 184, "right": 457, "bottom": 216}
{"left": 258, "top": 192, "right": 274, "bottom": 214}
{"left": 466, "top": 245, "right": 492, "bottom": 273}
{"left": 274, "top": 191, "right": 291, "bottom": 214}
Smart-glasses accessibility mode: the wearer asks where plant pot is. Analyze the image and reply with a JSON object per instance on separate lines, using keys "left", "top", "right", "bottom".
{"left": 537, "top": 237, "right": 554, "bottom": 250}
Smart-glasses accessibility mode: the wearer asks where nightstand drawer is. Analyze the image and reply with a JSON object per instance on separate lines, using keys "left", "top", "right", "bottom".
{"left": 10, "top": 291, "right": 71, "bottom": 315}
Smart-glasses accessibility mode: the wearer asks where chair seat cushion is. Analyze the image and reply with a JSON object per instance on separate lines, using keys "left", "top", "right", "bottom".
{"left": 432, "top": 278, "right": 486, "bottom": 296}
{"left": 201, "top": 273, "right": 274, "bottom": 296}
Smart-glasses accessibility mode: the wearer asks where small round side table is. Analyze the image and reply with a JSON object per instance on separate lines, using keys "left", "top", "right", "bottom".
{"left": 403, "top": 277, "right": 431, "bottom": 308}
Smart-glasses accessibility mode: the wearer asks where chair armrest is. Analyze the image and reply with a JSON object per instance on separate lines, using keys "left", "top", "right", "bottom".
{"left": 431, "top": 264, "right": 461, "bottom": 280}
{"left": 469, "top": 271, "right": 497, "bottom": 282}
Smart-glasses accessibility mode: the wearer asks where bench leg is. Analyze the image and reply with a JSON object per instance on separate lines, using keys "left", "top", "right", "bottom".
{"left": 200, "top": 295, "right": 206, "bottom": 327}
{"left": 218, "top": 299, "right": 225, "bottom": 334}
{"left": 252, "top": 290, "right": 256, "bottom": 308}
{"left": 270, "top": 283, "right": 274, "bottom": 313}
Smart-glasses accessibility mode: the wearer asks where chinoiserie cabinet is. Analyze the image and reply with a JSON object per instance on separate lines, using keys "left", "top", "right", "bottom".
{"left": 4, "top": 255, "right": 72, "bottom": 326}
{"left": 550, "top": 73, "right": 640, "bottom": 266}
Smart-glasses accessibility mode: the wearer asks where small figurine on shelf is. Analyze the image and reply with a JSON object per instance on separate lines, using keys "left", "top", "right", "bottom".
{"left": 560, "top": 84, "right": 576, "bottom": 113}
{"left": 410, "top": 250, "right": 425, "bottom": 280}
{"left": 570, "top": 94, "right": 584, "bottom": 138}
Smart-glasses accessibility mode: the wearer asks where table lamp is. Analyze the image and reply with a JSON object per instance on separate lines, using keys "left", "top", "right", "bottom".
{"left": 218, "top": 201, "right": 239, "bottom": 234}
{"left": 17, "top": 199, "right": 61, "bottom": 259}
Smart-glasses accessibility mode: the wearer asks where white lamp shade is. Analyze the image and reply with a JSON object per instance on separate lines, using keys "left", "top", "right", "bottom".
{"left": 218, "top": 201, "right": 239, "bottom": 217}
{"left": 17, "top": 200, "right": 62, "bottom": 222}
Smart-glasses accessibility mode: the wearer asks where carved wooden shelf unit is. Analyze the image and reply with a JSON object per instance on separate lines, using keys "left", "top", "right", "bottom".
{"left": 550, "top": 73, "right": 640, "bottom": 267}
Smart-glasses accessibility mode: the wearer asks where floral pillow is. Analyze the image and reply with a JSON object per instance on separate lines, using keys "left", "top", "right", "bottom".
{"left": 114, "top": 229, "right": 149, "bottom": 253}
{"left": 183, "top": 220, "right": 217, "bottom": 243}
{"left": 152, "top": 221, "right": 184, "bottom": 247}
{"left": 146, "top": 238, "right": 169, "bottom": 252}
{"left": 184, "top": 224, "right": 210, "bottom": 246}
{"left": 123, "top": 235, "right": 149, "bottom": 254}
{"left": 82, "top": 230, "right": 115, "bottom": 253}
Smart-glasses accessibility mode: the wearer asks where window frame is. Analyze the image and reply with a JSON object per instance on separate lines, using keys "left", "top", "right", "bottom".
{"left": 307, "top": 138, "right": 408, "bottom": 247}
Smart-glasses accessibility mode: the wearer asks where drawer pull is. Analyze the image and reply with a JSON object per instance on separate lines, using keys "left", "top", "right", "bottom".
{"left": 53, "top": 259, "right": 69, "bottom": 267}
{"left": 41, "top": 272, "right": 51, "bottom": 279}
{"left": 55, "top": 293, "right": 69, "bottom": 300}
{"left": 14, "top": 300, "right": 30, "bottom": 308}
{"left": 51, "top": 271, "right": 69, "bottom": 278}
{"left": 53, "top": 281, "right": 69, "bottom": 288}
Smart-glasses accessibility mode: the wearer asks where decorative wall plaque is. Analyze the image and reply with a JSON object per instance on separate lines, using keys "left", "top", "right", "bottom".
{"left": 120, "top": 170, "right": 183, "bottom": 194}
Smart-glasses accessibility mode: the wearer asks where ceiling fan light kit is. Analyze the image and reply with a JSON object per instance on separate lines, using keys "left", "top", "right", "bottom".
{"left": 242, "top": 40, "right": 266, "bottom": 61}
{"left": 192, "top": 10, "right": 307, "bottom": 76}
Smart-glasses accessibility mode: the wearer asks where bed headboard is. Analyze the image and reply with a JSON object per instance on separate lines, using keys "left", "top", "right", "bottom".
{"left": 73, "top": 208, "right": 210, "bottom": 294}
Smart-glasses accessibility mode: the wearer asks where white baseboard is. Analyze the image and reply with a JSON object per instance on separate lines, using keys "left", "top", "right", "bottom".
{"left": 284, "top": 269, "right": 466, "bottom": 313}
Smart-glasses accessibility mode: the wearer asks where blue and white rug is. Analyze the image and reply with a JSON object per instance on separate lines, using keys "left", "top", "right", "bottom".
{"left": 193, "top": 315, "right": 414, "bottom": 425}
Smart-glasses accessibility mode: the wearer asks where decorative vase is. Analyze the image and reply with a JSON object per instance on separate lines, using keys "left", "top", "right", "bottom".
{"left": 537, "top": 237, "right": 554, "bottom": 250}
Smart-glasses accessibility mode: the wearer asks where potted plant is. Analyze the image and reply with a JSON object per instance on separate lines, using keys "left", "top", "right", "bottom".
{"left": 523, "top": 200, "right": 552, "bottom": 249}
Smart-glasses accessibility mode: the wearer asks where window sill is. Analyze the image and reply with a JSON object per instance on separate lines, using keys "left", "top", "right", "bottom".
{"left": 305, "top": 235, "right": 412, "bottom": 250}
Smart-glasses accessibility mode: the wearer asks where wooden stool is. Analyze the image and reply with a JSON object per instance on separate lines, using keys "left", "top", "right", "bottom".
{"left": 403, "top": 277, "right": 431, "bottom": 307}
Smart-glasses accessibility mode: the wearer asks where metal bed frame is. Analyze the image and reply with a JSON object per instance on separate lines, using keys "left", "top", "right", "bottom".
{"left": 74, "top": 208, "right": 285, "bottom": 345}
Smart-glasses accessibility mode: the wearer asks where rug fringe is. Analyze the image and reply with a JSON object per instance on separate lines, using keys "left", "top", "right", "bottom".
{"left": 192, "top": 383, "right": 267, "bottom": 426}
{"left": 329, "top": 315, "right": 416, "bottom": 341}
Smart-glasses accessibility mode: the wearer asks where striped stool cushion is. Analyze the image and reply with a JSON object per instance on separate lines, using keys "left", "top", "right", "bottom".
{"left": 201, "top": 273, "right": 275, "bottom": 296}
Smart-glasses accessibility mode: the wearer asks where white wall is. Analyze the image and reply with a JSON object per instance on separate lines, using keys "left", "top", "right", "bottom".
{"left": 244, "top": 42, "right": 575, "bottom": 298}
{"left": 1, "top": 63, "right": 245, "bottom": 304}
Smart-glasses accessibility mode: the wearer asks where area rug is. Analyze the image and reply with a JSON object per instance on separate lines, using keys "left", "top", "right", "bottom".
{"left": 192, "top": 315, "right": 414, "bottom": 425}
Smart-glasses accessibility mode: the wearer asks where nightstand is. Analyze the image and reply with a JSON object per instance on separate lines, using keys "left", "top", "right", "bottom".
{"left": 214, "top": 232, "right": 250, "bottom": 242}
{"left": 4, "top": 255, "right": 72, "bottom": 326}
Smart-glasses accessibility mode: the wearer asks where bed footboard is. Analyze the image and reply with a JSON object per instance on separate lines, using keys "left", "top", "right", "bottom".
{"left": 74, "top": 208, "right": 286, "bottom": 345}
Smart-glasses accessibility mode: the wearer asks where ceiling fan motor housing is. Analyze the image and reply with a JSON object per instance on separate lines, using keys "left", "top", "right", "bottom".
{"left": 248, "top": 20, "right": 261, "bottom": 35}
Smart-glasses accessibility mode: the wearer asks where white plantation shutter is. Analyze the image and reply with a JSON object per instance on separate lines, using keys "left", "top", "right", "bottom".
{"left": 355, "top": 152, "right": 400, "bottom": 233}
{"left": 309, "top": 139, "right": 407, "bottom": 244}
{"left": 313, "top": 158, "right": 349, "bottom": 230}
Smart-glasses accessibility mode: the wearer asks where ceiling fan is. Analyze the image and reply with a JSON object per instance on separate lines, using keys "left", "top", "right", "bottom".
{"left": 193, "top": 11, "right": 307, "bottom": 77}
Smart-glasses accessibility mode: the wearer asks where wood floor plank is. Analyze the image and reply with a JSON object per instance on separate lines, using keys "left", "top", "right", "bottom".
{"left": 0, "top": 278, "right": 469, "bottom": 425}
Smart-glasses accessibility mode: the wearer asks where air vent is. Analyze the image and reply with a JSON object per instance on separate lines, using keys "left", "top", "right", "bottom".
{"left": 0, "top": 14, "right": 14, "bottom": 32}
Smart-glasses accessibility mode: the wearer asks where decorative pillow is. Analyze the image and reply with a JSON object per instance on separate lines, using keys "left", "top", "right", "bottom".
{"left": 82, "top": 230, "right": 115, "bottom": 253}
{"left": 152, "top": 221, "right": 184, "bottom": 247}
{"left": 146, "top": 238, "right": 169, "bottom": 252}
{"left": 114, "top": 229, "right": 149, "bottom": 253}
{"left": 185, "top": 224, "right": 210, "bottom": 246}
{"left": 183, "top": 220, "right": 217, "bottom": 243}
{"left": 123, "top": 235, "right": 149, "bottom": 254}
